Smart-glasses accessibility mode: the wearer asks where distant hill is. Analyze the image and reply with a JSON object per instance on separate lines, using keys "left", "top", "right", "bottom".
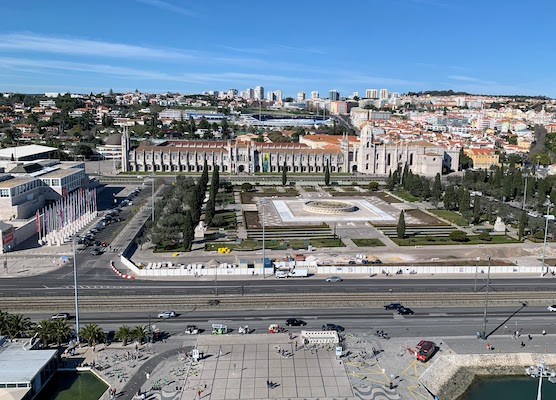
{"left": 406, "top": 90, "right": 551, "bottom": 100}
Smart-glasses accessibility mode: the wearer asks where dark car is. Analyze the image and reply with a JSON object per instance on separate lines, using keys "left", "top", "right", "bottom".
{"left": 384, "top": 303, "right": 403, "bottom": 310}
{"left": 398, "top": 307, "right": 414, "bottom": 315}
{"left": 91, "top": 248, "right": 102, "bottom": 256}
{"left": 322, "top": 324, "right": 344, "bottom": 332}
{"left": 285, "top": 318, "right": 306, "bottom": 326}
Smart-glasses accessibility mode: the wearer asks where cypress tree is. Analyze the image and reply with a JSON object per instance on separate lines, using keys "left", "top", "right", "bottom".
{"left": 397, "top": 210, "right": 406, "bottom": 239}
{"left": 209, "top": 165, "right": 219, "bottom": 202}
{"left": 459, "top": 187, "right": 471, "bottom": 216}
{"left": 282, "top": 161, "right": 287, "bottom": 186}
{"left": 431, "top": 173, "right": 442, "bottom": 204}
{"left": 473, "top": 195, "right": 481, "bottom": 224}
{"left": 205, "top": 197, "right": 216, "bottom": 227}
{"left": 443, "top": 185, "right": 457, "bottom": 211}
{"left": 324, "top": 160, "right": 330, "bottom": 186}
{"left": 183, "top": 210, "right": 195, "bottom": 251}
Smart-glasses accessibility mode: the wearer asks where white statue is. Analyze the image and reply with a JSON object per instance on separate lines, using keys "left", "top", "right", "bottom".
{"left": 195, "top": 221, "right": 207, "bottom": 239}
{"left": 493, "top": 217, "right": 506, "bottom": 232}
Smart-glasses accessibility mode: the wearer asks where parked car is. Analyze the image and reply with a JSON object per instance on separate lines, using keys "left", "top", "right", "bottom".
{"left": 285, "top": 318, "right": 306, "bottom": 326}
{"left": 325, "top": 276, "right": 343, "bottom": 282}
{"left": 158, "top": 310, "right": 176, "bottom": 319}
{"left": 398, "top": 307, "right": 414, "bottom": 315}
{"left": 415, "top": 340, "right": 438, "bottom": 362}
{"left": 322, "top": 324, "right": 344, "bottom": 332}
{"left": 51, "top": 313, "right": 70, "bottom": 320}
{"left": 384, "top": 303, "right": 403, "bottom": 310}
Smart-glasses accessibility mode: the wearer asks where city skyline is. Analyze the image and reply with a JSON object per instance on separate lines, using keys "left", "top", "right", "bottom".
{"left": 1, "top": 0, "right": 556, "bottom": 97}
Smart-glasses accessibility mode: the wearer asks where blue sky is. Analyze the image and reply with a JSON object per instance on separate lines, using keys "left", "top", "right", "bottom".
{"left": 1, "top": 0, "right": 555, "bottom": 97}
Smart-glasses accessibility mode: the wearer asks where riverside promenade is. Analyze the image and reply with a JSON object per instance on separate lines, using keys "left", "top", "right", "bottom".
{"left": 63, "top": 329, "right": 556, "bottom": 400}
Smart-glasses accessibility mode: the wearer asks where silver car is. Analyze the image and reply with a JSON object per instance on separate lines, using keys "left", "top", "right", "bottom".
{"left": 325, "top": 276, "right": 343, "bottom": 282}
{"left": 157, "top": 310, "right": 176, "bottom": 319}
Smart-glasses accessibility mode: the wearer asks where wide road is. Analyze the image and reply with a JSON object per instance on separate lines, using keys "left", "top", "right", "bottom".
{"left": 2, "top": 256, "right": 556, "bottom": 297}
{"left": 25, "top": 305, "right": 556, "bottom": 339}
{"left": 2, "top": 261, "right": 556, "bottom": 296}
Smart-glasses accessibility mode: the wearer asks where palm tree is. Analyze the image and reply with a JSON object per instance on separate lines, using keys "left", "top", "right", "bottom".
{"left": 51, "top": 319, "right": 72, "bottom": 346}
{"left": 115, "top": 325, "right": 132, "bottom": 346}
{"left": 7, "top": 313, "right": 33, "bottom": 339}
{"left": 132, "top": 325, "right": 148, "bottom": 345}
{"left": 79, "top": 324, "right": 104, "bottom": 348}
{"left": 35, "top": 319, "right": 54, "bottom": 347}
{"left": 0, "top": 310, "right": 9, "bottom": 336}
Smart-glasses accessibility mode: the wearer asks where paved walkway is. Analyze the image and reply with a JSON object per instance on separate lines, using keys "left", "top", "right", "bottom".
{"left": 119, "top": 346, "right": 192, "bottom": 400}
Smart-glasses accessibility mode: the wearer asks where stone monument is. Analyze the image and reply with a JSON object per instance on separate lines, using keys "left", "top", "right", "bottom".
{"left": 195, "top": 221, "right": 207, "bottom": 239}
{"left": 493, "top": 217, "right": 506, "bottom": 232}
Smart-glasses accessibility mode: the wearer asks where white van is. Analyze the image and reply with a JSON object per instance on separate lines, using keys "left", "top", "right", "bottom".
{"left": 275, "top": 271, "right": 289, "bottom": 278}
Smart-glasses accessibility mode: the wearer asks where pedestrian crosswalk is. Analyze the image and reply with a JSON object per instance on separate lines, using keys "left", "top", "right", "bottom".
{"left": 50, "top": 285, "right": 137, "bottom": 290}
{"left": 75, "top": 246, "right": 124, "bottom": 254}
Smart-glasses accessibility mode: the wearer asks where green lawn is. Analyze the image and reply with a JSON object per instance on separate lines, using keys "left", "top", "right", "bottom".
{"left": 302, "top": 187, "right": 318, "bottom": 192}
{"left": 352, "top": 238, "right": 386, "bottom": 247}
{"left": 213, "top": 210, "right": 236, "bottom": 229}
{"left": 390, "top": 190, "right": 420, "bottom": 202}
{"left": 429, "top": 210, "right": 469, "bottom": 226}
{"left": 392, "top": 235, "right": 520, "bottom": 246}
{"left": 204, "top": 238, "right": 344, "bottom": 251}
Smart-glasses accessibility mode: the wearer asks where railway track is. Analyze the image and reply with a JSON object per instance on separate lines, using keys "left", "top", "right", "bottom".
{"left": 1, "top": 291, "right": 554, "bottom": 312}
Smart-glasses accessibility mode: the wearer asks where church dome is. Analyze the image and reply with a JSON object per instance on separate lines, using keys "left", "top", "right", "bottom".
{"left": 105, "top": 133, "right": 122, "bottom": 146}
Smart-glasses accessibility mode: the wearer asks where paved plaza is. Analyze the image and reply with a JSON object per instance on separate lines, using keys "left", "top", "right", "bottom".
{"left": 60, "top": 327, "right": 556, "bottom": 400}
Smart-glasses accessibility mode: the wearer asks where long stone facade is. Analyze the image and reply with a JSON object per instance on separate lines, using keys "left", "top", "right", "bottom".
{"left": 122, "top": 125, "right": 459, "bottom": 177}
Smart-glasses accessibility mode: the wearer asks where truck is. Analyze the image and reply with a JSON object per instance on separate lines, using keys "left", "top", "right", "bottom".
{"left": 275, "top": 269, "right": 309, "bottom": 278}
{"left": 288, "top": 269, "right": 308, "bottom": 278}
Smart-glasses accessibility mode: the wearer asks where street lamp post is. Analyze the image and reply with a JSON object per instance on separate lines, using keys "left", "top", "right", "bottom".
{"left": 72, "top": 238, "right": 80, "bottom": 342}
{"left": 541, "top": 201, "right": 554, "bottom": 277}
{"left": 215, "top": 265, "right": 218, "bottom": 296}
{"left": 522, "top": 174, "right": 528, "bottom": 210}
{"left": 481, "top": 255, "right": 492, "bottom": 340}
{"left": 261, "top": 199, "right": 266, "bottom": 279}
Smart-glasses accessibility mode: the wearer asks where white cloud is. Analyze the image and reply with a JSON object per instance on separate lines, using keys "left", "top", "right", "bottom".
{"left": 0, "top": 57, "right": 309, "bottom": 86}
{"left": 448, "top": 75, "right": 496, "bottom": 85}
{"left": 136, "top": 0, "right": 196, "bottom": 17}
{"left": 0, "top": 33, "right": 198, "bottom": 60}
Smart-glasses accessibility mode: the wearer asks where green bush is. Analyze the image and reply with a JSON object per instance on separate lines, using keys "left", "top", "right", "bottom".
{"left": 241, "top": 183, "right": 253, "bottom": 192}
{"left": 425, "top": 235, "right": 434, "bottom": 242}
{"left": 449, "top": 230, "right": 468, "bottom": 242}
{"left": 478, "top": 231, "right": 492, "bottom": 241}
{"left": 211, "top": 215, "right": 226, "bottom": 227}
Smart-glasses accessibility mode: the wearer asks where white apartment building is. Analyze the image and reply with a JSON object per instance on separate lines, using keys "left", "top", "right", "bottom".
{"left": 379, "top": 89, "right": 389, "bottom": 100}
{"left": 365, "top": 89, "right": 378, "bottom": 99}
{"left": 254, "top": 86, "right": 264, "bottom": 100}
{"left": 311, "top": 91, "right": 319, "bottom": 99}
{"left": 297, "top": 92, "right": 306, "bottom": 102}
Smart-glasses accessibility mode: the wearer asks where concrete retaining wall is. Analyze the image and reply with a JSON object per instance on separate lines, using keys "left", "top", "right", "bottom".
{"left": 420, "top": 353, "right": 556, "bottom": 400}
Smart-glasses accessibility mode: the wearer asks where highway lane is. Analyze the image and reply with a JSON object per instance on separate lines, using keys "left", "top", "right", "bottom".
{"left": 25, "top": 306, "right": 556, "bottom": 339}
{"left": 3, "top": 266, "right": 556, "bottom": 296}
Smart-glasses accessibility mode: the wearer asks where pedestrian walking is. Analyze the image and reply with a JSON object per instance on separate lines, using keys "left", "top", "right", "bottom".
{"left": 521, "top": 341, "right": 525, "bottom": 347}
{"left": 528, "top": 334, "right": 532, "bottom": 341}
{"left": 197, "top": 389, "right": 202, "bottom": 399}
